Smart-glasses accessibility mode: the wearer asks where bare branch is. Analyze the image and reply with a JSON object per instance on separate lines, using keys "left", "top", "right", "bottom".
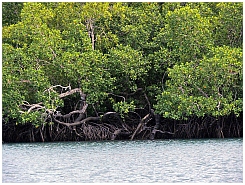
{"left": 55, "top": 104, "right": 88, "bottom": 119}
{"left": 178, "top": 86, "right": 185, "bottom": 94}
{"left": 52, "top": 116, "right": 100, "bottom": 127}
{"left": 27, "top": 104, "right": 45, "bottom": 113}
{"left": 143, "top": 92, "right": 151, "bottom": 112}
{"left": 196, "top": 87, "right": 209, "bottom": 98}
{"left": 18, "top": 80, "right": 31, "bottom": 83}
{"left": 44, "top": 84, "right": 71, "bottom": 93}
{"left": 58, "top": 88, "right": 86, "bottom": 99}
{"left": 19, "top": 102, "right": 45, "bottom": 112}
{"left": 49, "top": 47, "right": 57, "bottom": 59}
{"left": 130, "top": 113, "right": 152, "bottom": 140}
{"left": 154, "top": 130, "right": 175, "bottom": 135}
{"left": 161, "top": 71, "right": 167, "bottom": 91}
{"left": 108, "top": 93, "right": 126, "bottom": 102}
{"left": 216, "top": 101, "right": 221, "bottom": 111}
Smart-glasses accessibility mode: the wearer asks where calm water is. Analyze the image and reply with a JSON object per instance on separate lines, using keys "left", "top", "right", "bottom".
{"left": 2, "top": 138, "right": 243, "bottom": 183}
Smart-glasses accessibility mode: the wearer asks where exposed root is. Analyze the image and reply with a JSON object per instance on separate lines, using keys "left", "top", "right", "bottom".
{"left": 7, "top": 85, "right": 241, "bottom": 143}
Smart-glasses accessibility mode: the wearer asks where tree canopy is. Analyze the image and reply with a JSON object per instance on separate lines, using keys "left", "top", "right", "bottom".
{"left": 2, "top": 2, "right": 243, "bottom": 140}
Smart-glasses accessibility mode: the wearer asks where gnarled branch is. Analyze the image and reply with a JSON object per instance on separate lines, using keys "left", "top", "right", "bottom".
{"left": 58, "top": 88, "right": 86, "bottom": 99}
{"left": 52, "top": 116, "right": 100, "bottom": 127}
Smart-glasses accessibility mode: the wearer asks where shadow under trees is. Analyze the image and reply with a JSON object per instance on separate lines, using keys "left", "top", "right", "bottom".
{"left": 2, "top": 85, "right": 242, "bottom": 143}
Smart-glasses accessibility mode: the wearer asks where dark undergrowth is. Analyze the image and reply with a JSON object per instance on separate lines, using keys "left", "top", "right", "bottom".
{"left": 2, "top": 111, "right": 242, "bottom": 143}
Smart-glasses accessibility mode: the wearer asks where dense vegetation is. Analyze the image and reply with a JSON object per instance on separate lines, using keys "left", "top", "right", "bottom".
{"left": 2, "top": 2, "right": 243, "bottom": 142}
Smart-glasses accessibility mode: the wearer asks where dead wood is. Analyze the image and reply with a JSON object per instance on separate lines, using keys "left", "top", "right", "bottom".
{"left": 17, "top": 85, "right": 174, "bottom": 141}
{"left": 130, "top": 113, "right": 152, "bottom": 140}
{"left": 59, "top": 88, "right": 86, "bottom": 99}
{"left": 55, "top": 103, "right": 88, "bottom": 119}
{"left": 52, "top": 116, "right": 100, "bottom": 127}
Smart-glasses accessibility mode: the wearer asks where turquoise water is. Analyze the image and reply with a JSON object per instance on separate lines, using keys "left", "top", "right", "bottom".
{"left": 2, "top": 138, "right": 243, "bottom": 183}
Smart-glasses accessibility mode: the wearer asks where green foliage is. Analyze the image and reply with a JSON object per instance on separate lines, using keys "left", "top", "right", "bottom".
{"left": 113, "top": 101, "right": 136, "bottom": 117}
{"left": 157, "top": 6, "right": 213, "bottom": 63}
{"left": 118, "top": 3, "right": 162, "bottom": 52}
{"left": 107, "top": 44, "right": 149, "bottom": 93}
{"left": 155, "top": 46, "right": 242, "bottom": 119}
{"left": 2, "top": 2, "right": 114, "bottom": 126}
{"left": 2, "top": 2, "right": 243, "bottom": 127}
{"left": 214, "top": 2, "right": 243, "bottom": 47}
{"left": 2, "top": 2, "right": 23, "bottom": 26}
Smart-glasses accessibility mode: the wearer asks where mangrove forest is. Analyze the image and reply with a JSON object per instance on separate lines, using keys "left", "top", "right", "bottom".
{"left": 2, "top": 2, "right": 243, "bottom": 142}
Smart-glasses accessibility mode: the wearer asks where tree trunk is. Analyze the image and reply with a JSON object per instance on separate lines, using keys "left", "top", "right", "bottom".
{"left": 150, "top": 114, "right": 161, "bottom": 140}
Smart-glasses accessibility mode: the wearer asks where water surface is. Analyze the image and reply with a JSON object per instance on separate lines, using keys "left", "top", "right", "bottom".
{"left": 2, "top": 138, "right": 243, "bottom": 183}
